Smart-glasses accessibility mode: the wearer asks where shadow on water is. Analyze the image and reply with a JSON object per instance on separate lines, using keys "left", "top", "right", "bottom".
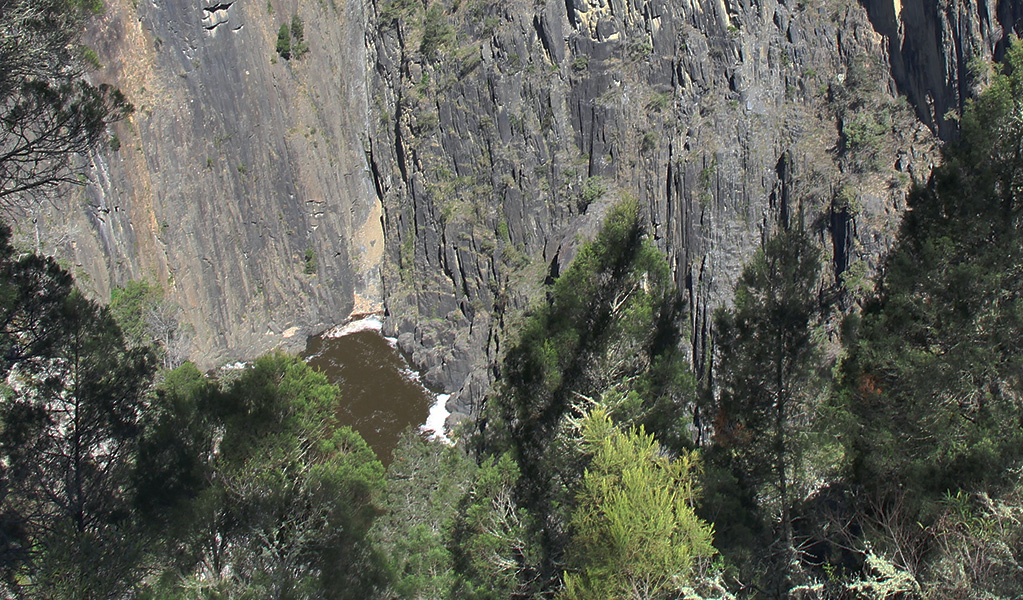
{"left": 302, "top": 331, "right": 434, "bottom": 465}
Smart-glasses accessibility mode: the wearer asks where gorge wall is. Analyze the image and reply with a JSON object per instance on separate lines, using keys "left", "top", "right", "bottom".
{"left": 364, "top": 0, "right": 1020, "bottom": 418}
{"left": 13, "top": 0, "right": 384, "bottom": 365}
{"left": 12, "top": 0, "right": 1022, "bottom": 414}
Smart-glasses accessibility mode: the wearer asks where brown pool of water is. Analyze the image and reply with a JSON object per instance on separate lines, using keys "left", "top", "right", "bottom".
{"left": 302, "top": 331, "right": 434, "bottom": 464}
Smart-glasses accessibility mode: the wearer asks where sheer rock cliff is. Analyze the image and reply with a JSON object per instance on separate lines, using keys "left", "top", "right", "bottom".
{"left": 14, "top": 0, "right": 383, "bottom": 365}
{"left": 364, "top": 0, "right": 1018, "bottom": 417}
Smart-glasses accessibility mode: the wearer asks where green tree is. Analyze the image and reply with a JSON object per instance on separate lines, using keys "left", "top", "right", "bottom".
{"left": 132, "top": 362, "right": 218, "bottom": 526}
{"left": 276, "top": 22, "right": 291, "bottom": 59}
{"left": 562, "top": 408, "right": 715, "bottom": 600}
{"left": 491, "top": 199, "right": 693, "bottom": 474}
{"left": 419, "top": 3, "right": 452, "bottom": 62}
{"left": 0, "top": 224, "right": 73, "bottom": 376}
{"left": 110, "top": 279, "right": 188, "bottom": 368}
{"left": 110, "top": 279, "right": 159, "bottom": 347}
{"left": 450, "top": 453, "right": 542, "bottom": 600}
{"left": 712, "top": 226, "right": 822, "bottom": 591}
{"left": 484, "top": 199, "right": 696, "bottom": 593}
{"left": 372, "top": 431, "right": 476, "bottom": 599}
{"left": 0, "top": 226, "right": 155, "bottom": 596}
{"left": 0, "top": 223, "right": 109, "bottom": 584}
{"left": 840, "top": 40, "right": 1023, "bottom": 568}
{"left": 290, "top": 12, "right": 308, "bottom": 57}
{"left": 291, "top": 12, "right": 304, "bottom": 42}
{"left": 0, "top": 291, "right": 154, "bottom": 597}
{"left": 142, "top": 353, "right": 387, "bottom": 599}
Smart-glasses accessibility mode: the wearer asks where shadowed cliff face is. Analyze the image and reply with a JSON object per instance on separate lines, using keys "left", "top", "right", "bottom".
{"left": 9, "top": 0, "right": 1019, "bottom": 407}
{"left": 860, "top": 0, "right": 1023, "bottom": 138}
{"left": 11, "top": 0, "right": 383, "bottom": 366}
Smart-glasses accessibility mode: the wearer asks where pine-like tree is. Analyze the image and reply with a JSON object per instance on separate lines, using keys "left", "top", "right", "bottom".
{"left": 713, "top": 226, "right": 822, "bottom": 592}
{"left": 563, "top": 408, "right": 715, "bottom": 600}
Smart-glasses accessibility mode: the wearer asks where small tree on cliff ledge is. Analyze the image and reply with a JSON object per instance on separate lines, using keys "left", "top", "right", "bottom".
{"left": 291, "top": 13, "right": 308, "bottom": 57}
{"left": 276, "top": 23, "right": 291, "bottom": 59}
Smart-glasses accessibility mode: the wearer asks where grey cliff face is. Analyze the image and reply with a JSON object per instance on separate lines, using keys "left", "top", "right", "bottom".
{"left": 15, "top": 0, "right": 383, "bottom": 366}
{"left": 365, "top": 0, "right": 1018, "bottom": 417}
{"left": 11, "top": 0, "right": 1022, "bottom": 413}
{"left": 861, "top": 0, "right": 1023, "bottom": 138}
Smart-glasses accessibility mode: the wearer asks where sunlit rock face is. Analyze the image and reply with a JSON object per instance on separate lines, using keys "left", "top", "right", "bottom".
{"left": 17, "top": 0, "right": 384, "bottom": 366}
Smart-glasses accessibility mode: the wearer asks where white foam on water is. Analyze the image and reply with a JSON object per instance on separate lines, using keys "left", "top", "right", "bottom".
{"left": 400, "top": 367, "right": 422, "bottom": 383}
{"left": 421, "top": 393, "right": 452, "bottom": 445}
{"left": 323, "top": 316, "right": 384, "bottom": 338}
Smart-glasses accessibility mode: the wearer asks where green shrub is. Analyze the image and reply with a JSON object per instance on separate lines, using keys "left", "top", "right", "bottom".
{"left": 276, "top": 23, "right": 291, "bottom": 59}
{"left": 628, "top": 38, "right": 653, "bottom": 60}
{"left": 578, "top": 176, "right": 605, "bottom": 211}
{"left": 833, "top": 184, "right": 862, "bottom": 216}
{"left": 563, "top": 408, "right": 715, "bottom": 599}
{"left": 641, "top": 131, "right": 658, "bottom": 153}
{"left": 291, "top": 13, "right": 308, "bottom": 57}
{"left": 377, "top": 0, "right": 417, "bottom": 26}
{"left": 79, "top": 45, "right": 102, "bottom": 69}
{"left": 420, "top": 4, "right": 452, "bottom": 62}
{"left": 69, "top": 0, "right": 105, "bottom": 15}
{"left": 304, "top": 247, "right": 317, "bottom": 274}
{"left": 842, "top": 110, "right": 888, "bottom": 171}
{"left": 646, "top": 91, "right": 670, "bottom": 112}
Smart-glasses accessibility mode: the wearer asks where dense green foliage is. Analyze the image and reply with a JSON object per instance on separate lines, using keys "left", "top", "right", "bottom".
{"left": 276, "top": 13, "right": 308, "bottom": 60}
{"left": 710, "top": 227, "right": 830, "bottom": 592}
{"left": 698, "top": 41, "right": 1023, "bottom": 598}
{"left": 0, "top": 246, "right": 388, "bottom": 598}
{"left": 714, "top": 228, "right": 823, "bottom": 500}
{"left": 110, "top": 278, "right": 188, "bottom": 367}
{"left": 420, "top": 4, "right": 453, "bottom": 62}
{"left": 563, "top": 408, "right": 714, "bottom": 600}
{"left": 372, "top": 431, "right": 476, "bottom": 598}
{"left": 830, "top": 41, "right": 1023, "bottom": 594}
{"left": 846, "top": 42, "right": 1023, "bottom": 502}
{"left": 0, "top": 225, "right": 384, "bottom": 599}
{"left": 0, "top": 244, "right": 154, "bottom": 597}
{"left": 368, "top": 199, "right": 713, "bottom": 600}
{"left": 140, "top": 353, "right": 387, "bottom": 598}
{"left": 479, "top": 198, "right": 700, "bottom": 593}
{"left": 291, "top": 13, "right": 308, "bottom": 57}
{"left": 276, "top": 23, "right": 291, "bottom": 59}
{"left": 487, "top": 198, "right": 693, "bottom": 465}
{"left": 110, "top": 279, "right": 163, "bottom": 347}
{"left": 370, "top": 431, "right": 542, "bottom": 600}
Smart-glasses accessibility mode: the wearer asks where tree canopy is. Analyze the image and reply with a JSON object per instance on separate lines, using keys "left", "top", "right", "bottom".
{"left": 845, "top": 40, "right": 1023, "bottom": 504}
{"left": 0, "top": 224, "right": 387, "bottom": 598}
{"left": 563, "top": 408, "right": 714, "bottom": 600}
